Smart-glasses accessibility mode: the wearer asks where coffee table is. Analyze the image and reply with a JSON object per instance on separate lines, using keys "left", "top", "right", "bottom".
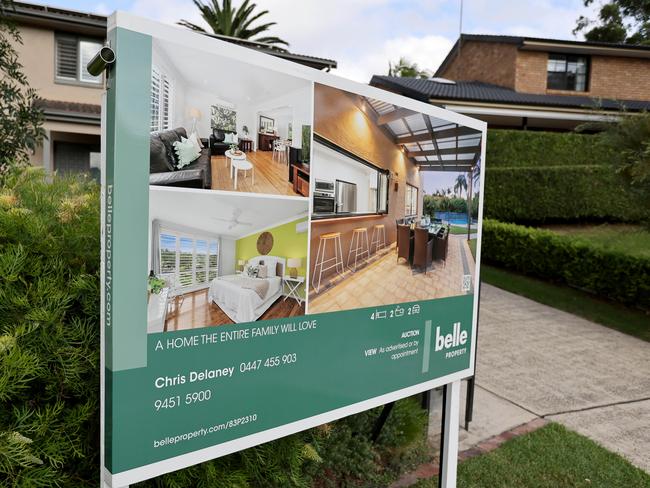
{"left": 225, "top": 149, "right": 246, "bottom": 175}
{"left": 232, "top": 158, "right": 254, "bottom": 190}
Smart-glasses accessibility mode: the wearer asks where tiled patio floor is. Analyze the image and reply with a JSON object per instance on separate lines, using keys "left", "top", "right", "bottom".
{"left": 308, "top": 235, "right": 475, "bottom": 313}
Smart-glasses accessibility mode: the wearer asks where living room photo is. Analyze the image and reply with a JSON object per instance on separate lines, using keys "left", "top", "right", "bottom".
{"left": 146, "top": 187, "right": 309, "bottom": 333}
{"left": 149, "top": 37, "right": 313, "bottom": 197}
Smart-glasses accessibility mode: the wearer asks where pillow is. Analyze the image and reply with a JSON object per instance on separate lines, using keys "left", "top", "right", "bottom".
{"left": 257, "top": 265, "right": 268, "bottom": 279}
{"left": 264, "top": 259, "right": 277, "bottom": 278}
{"left": 150, "top": 134, "right": 174, "bottom": 172}
{"left": 173, "top": 137, "right": 200, "bottom": 169}
{"left": 246, "top": 265, "right": 259, "bottom": 278}
{"left": 158, "top": 130, "right": 181, "bottom": 168}
{"left": 188, "top": 131, "right": 203, "bottom": 151}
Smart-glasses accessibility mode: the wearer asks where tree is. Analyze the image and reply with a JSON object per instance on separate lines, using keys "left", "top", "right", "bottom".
{"left": 454, "top": 174, "right": 467, "bottom": 198}
{"left": 0, "top": 0, "right": 44, "bottom": 176}
{"left": 592, "top": 112, "right": 650, "bottom": 219}
{"left": 388, "top": 57, "right": 431, "bottom": 78}
{"left": 178, "top": 0, "right": 289, "bottom": 48}
{"left": 574, "top": 0, "right": 650, "bottom": 45}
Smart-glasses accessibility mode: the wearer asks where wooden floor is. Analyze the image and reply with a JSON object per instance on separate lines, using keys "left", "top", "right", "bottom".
{"left": 211, "top": 150, "right": 299, "bottom": 196}
{"left": 165, "top": 288, "right": 306, "bottom": 331}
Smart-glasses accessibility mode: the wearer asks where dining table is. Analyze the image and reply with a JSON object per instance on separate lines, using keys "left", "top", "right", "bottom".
{"left": 405, "top": 223, "right": 445, "bottom": 265}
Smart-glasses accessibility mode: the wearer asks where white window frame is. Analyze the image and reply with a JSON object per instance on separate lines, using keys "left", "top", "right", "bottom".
{"left": 55, "top": 34, "right": 103, "bottom": 86}
{"left": 405, "top": 183, "right": 418, "bottom": 217}
{"left": 159, "top": 229, "right": 219, "bottom": 291}
{"left": 151, "top": 65, "right": 173, "bottom": 132}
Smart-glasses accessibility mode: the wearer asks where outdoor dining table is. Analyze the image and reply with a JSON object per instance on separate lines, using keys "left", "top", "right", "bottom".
{"left": 405, "top": 223, "right": 444, "bottom": 265}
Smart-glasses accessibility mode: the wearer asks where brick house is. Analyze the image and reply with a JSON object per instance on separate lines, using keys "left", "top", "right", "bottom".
{"left": 371, "top": 34, "right": 650, "bottom": 131}
{"left": 7, "top": 1, "right": 336, "bottom": 173}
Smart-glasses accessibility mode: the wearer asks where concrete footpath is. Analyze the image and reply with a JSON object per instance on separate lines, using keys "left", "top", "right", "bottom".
{"left": 465, "top": 284, "right": 650, "bottom": 472}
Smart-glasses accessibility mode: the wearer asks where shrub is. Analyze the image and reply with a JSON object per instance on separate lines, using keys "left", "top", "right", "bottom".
{"left": 0, "top": 168, "right": 101, "bottom": 486}
{"left": 588, "top": 112, "right": 650, "bottom": 213}
{"left": 1, "top": 169, "right": 430, "bottom": 487}
{"left": 483, "top": 165, "right": 643, "bottom": 223}
{"left": 486, "top": 129, "right": 613, "bottom": 167}
{"left": 481, "top": 219, "right": 650, "bottom": 309}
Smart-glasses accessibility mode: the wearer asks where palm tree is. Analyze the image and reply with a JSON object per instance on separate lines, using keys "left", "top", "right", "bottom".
{"left": 179, "top": 0, "right": 289, "bottom": 48}
{"left": 388, "top": 57, "right": 431, "bottom": 78}
{"left": 454, "top": 174, "right": 467, "bottom": 198}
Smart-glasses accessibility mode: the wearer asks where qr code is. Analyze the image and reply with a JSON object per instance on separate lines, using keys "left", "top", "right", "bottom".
{"left": 462, "top": 274, "right": 472, "bottom": 292}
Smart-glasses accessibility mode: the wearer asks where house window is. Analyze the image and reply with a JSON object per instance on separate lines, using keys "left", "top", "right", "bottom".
{"left": 151, "top": 66, "right": 173, "bottom": 132}
{"left": 547, "top": 53, "right": 588, "bottom": 91}
{"left": 405, "top": 183, "right": 418, "bottom": 217}
{"left": 55, "top": 35, "right": 103, "bottom": 85}
{"left": 159, "top": 231, "right": 219, "bottom": 289}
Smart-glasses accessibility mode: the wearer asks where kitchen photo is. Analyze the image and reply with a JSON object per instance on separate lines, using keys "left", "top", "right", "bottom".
{"left": 308, "top": 83, "right": 482, "bottom": 313}
{"left": 148, "top": 37, "right": 312, "bottom": 197}
{"left": 146, "top": 187, "right": 309, "bottom": 333}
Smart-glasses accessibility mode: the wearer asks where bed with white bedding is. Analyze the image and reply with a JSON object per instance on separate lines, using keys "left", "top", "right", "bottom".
{"left": 208, "top": 256, "right": 285, "bottom": 323}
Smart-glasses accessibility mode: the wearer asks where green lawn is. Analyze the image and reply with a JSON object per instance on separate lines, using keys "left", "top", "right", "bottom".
{"left": 414, "top": 423, "right": 650, "bottom": 488}
{"left": 449, "top": 225, "right": 477, "bottom": 235}
{"left": 543, "top": 223, "right": 650, "bottom": 259}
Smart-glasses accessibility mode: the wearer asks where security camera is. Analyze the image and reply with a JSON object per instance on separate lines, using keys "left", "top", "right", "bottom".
{"left": 86, "top": 46, "right": 116, "bottom": 77}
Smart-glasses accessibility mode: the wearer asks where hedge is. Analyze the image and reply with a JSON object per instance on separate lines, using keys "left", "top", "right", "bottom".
{"left": 483, "top": 165, "right": 644, "bottom": 223}
{"left": 0, "top": 169, "right": 430, "bottom": 487}
{"left": 481, "top": 219, "right": 650, "bottom": 309}
{"left": 486, "top": 129, "right": 615, "bottom": 167}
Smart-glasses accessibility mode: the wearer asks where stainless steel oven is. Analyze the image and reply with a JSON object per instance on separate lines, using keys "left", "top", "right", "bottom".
{"left": 314, "top": 179, "right": 335, "bottom": 195}
{"left": 313, "top": 195, "right": 335, "bottom": 214}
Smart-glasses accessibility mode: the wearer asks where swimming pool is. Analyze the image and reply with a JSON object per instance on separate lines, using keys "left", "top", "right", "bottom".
{"left": 434, "top": 211, "right": 477, "bottom": 226}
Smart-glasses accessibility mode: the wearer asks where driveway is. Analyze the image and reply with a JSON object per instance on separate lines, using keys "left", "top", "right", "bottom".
{"left": 470, "top": 284, "right": 650, "bottom": 472}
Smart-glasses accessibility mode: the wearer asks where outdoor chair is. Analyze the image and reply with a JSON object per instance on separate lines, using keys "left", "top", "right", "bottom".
{"left": 413, "top": 227, "right": 434, "bottom": 274}
{"left": 397, "top": 224, "right": 413, "bottom": 263}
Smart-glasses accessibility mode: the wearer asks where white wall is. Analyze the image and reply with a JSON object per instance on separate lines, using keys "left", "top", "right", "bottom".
{"left": 254, "top": 84, "right": 312, "bottom": 149}
{"left": 220, "top": 238, "right": 236, "bottom": 276}
{"left": 312, "top": 142, "right": 377, "bottom": 213}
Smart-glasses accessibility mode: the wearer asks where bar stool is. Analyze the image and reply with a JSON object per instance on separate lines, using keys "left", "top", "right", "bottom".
{"left": 370, "top": 224, "right": 386, "bottom": 254}
{"left": 312, "top": 232, "right": 344, "bottom": 293}
{"left": 347, "top": 227, "right": 370, "bottom": 272}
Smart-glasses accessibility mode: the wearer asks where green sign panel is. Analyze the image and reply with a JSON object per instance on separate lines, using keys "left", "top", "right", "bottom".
{"left": 102, "top": 12, "right": 485, "bottom": 487}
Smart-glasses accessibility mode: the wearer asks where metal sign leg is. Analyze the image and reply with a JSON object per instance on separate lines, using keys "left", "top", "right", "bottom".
{"left": 439, "top": 380, "right": 461, "bottom": 488}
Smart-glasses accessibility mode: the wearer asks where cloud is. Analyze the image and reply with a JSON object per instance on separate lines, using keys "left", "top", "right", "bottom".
{"left": 115, "top": 0, "right": 598, "bottom": 84}
{"left": 334, "top": 34, "right": 454, "bottom": 83}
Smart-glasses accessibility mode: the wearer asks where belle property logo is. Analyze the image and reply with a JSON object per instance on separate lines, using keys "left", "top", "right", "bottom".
{"left": 435, "top": 322, "right": 468, "bottom": 359}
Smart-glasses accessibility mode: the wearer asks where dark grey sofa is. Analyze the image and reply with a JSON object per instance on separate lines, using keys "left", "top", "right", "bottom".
{"left": 150, "top": 127, "right": 211, "bottom": 189}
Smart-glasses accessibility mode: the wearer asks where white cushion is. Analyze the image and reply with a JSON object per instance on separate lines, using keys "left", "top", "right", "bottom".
{"left": 188, "top": 131, "right": 202, "bottom": 150}
{"left": 173, "top": 137, "right": 200, "bottom": 168}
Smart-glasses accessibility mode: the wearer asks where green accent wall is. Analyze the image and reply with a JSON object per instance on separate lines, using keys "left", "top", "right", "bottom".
{"left": 236, "top": 218, "right": 308, "bottom": 298}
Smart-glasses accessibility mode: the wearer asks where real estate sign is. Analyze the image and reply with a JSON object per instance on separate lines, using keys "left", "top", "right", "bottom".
{"left": 102, "top": 12, "right": 486, "bottom": 487}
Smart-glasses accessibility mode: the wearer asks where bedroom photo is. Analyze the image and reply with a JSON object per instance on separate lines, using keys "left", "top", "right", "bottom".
{"left": 148, "top": 36, "right": 313, "bottom": 197}
{"left": 147, "top": 187, "right": 309, "bottom": 333}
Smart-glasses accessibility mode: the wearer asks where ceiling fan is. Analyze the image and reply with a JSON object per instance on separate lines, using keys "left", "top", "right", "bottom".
{"left": 211, "top": 208, "right": 253, "bottom": 230}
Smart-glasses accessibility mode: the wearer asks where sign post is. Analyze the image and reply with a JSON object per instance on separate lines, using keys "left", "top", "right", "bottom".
{"left": 101, "top": 11, "right": 486, "bottom": 487}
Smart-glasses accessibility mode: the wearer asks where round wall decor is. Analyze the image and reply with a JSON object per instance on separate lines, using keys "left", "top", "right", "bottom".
{"left": 257, "top": 232, "right": 274, "bottom": 255}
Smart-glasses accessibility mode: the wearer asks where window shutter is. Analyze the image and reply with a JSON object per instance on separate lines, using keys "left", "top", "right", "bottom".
{"left": 159, "top": 233, "right": 177, "bottom": 287}
{"left": 195, "top": 240, "right": 207, "bottom": 284}
{"left": 208, "top": 242, "right": 219, "bottom": 280}
{"left": 161, "top": 76, "right": 172, "bottom": 130}
{"left": 56, "top": 37, "right": 78, "bottom": 80}
{"left": 151, "top": 68, "right": 161, "bottom": 132}
{"left": 178, "top": 237, "right": 194, "bottom": 287}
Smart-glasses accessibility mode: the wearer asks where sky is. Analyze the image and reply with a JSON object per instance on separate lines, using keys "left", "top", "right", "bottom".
{"left": 43, "top": 0, "right": 597, "bottom": 83}
{"left": 39, "top": 0, "right": 598, "bottom": 194}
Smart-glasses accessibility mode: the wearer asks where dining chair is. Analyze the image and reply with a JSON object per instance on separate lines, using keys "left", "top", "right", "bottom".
{"left": 397, "top": 224, "right": 413, "bottom": 264}
{"left": 413, "top": 227, "right": 434, "bottom": 274}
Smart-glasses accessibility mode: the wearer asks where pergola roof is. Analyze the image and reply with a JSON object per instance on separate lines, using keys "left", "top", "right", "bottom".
{"left": 364, "top": 96, "right": 482, "bottom": 172}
